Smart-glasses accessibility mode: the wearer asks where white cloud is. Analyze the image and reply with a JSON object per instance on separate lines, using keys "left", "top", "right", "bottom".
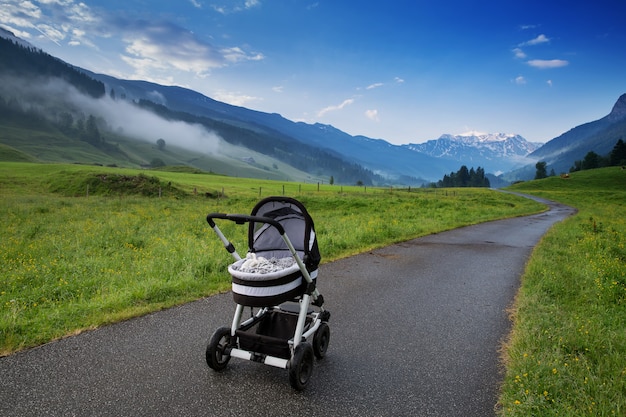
{"left": 212, "top": 0, "right": 261, "bottom": 14}
{"left": 366, "top": 82, "right": 384, "bottom": 90}
{"left": 365, "top": 109, "right": 379, "bottom": 121}
{"left": 189, "top": 0, "right": 202, "bottom": 8}
{"left": 66, "top": 1, "right": 98, "bottom": 24}
{"left": 547, "top": 79, "right": 553, "bottom": 87}
{"left": 2, "top": 0, "right": 264, "bottom": 78}
{"left": 317, "top": 98, "right": 354, "bottom": 117}
{"left": 527, "top": 59, "right": 569, "bottom": 69}
{"left": 515, "top": 76, "right": 526, "bottom": 85}
{"left": 394, "top": 77, "right": 405, "bottom": 84}
{"left": 0, "top": 1, "right": 40, "bottom": 30}
{"left": 213, "top": 90, "right": 262, "bottom": 106}
{"left": 512, "top": 47, "right": 527, "bottom": 59}
{"left": 117, "top": 22, "right": 264, "bottom": 78}
{"left": 220, "top": 46, "right": 264, "bottom": 63}
{"left": 272, "top": 86, "right": 284, "bottom": 93}
{"left": 36, "top": 24, "right": 64, "bottom": 44}
{"left": 520, "top": 34, "right": 550, "bottom": 46}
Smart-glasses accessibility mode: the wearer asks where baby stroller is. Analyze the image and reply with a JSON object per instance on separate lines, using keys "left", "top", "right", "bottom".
{"left": 205, "top": 196, "right": 330, "bottom": 390}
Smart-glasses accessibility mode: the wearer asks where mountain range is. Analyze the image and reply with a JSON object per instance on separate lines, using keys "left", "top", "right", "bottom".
{"left": 405, "top": 132, "right": 543, "bottom": 176}
{"left": 1, "top": 28, "right": 625, "bottom": 185}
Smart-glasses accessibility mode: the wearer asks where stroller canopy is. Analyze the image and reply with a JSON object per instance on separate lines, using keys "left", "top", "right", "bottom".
{"left": 248, "top": 196, "right": 321, "bottom": 271}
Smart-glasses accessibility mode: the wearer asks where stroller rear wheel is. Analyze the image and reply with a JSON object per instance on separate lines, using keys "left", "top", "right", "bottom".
{"left": 206, "top": 327, "right": 232, "bottom": 371}
{"left": 313, "top": 322, "right": 330, "bottom": 359}
{"left": 288, "top": 342, "right": 314, "bottom": 390}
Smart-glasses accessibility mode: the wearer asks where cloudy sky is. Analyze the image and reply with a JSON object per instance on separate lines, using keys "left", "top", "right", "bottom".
{"left": 1, "top": 0, "right": 625, "bottom": 144}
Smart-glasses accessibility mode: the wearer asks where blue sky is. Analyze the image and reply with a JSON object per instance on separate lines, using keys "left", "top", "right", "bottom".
{"left": 1, "top": 0, "right": 625, "bottom": 144}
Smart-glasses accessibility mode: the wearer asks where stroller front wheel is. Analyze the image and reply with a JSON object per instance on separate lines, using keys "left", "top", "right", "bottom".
{"left": 206, "top": 327, "right": 232, "bottom": 371}
{"left": 289, "top": 342, "right": 314, "bottom": 390}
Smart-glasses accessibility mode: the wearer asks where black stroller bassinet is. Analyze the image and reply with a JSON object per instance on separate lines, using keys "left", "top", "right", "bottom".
{"left": 205, "top": 196, "right": 330, "bottom": 390}
{"left": 228, "top": 196, "right": 321, "bottom": 307}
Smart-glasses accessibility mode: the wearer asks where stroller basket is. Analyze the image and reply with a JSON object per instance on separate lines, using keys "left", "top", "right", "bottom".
{"left": 235, "top": 307, "right": 310, "bottom": 359}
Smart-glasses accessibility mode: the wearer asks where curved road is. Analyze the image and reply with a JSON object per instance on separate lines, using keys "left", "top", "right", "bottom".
{"left": 0, "top": 195, "right": 574, "bottom": 417}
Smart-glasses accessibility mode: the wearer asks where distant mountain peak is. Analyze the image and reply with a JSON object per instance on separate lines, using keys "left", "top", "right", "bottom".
{"left": 608, "top": 93, "right": 626, "bottom": 122}
{"left": 404, "top": 132, "right": 542, "bottom": 175}
{"left": 456, "top": 132, "right": 519, "bottom": 142}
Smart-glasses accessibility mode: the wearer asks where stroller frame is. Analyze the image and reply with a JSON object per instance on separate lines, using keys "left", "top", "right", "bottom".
{"left": 205, "top": 196, "right": 330, "bottom": 390}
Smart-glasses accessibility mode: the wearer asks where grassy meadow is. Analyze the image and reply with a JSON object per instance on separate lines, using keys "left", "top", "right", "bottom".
{"left": 499, "top": 167, "right": 626, "bottom": 416}
{"left": 0, "top": 162, "right": 545, "bottom": 355}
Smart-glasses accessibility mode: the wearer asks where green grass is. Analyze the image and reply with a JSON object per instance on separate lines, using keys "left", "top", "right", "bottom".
{"left": 498, "top": 167, "right": 626, "bottom": 416}
{"left": 0, "top": 162, "right": 545, "bottom": 355}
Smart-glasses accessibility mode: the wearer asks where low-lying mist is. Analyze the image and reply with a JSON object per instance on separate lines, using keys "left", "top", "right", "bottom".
{"left": 0, "top": 75, "right": 222, "bottom": 155}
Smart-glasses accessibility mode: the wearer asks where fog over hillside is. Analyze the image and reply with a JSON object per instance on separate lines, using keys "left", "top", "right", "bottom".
{"left": 0, "top": 74, "right": 222, "bottom": 156}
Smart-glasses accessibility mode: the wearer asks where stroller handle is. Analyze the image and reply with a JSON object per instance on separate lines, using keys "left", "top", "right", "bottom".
{"left": 206, "top": 213, "right": 286, "bottom": 235}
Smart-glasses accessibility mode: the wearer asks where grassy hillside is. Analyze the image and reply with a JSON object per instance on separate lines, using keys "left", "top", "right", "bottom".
{"left": 0, "top": 143, "right": 38, "bottom": 162}
{"left": 0, "top": 162, "right": 545, "bottom": 355}
{"left": 0, "top": 120, "right": 325, "bottom": 183}
{"left": 498, "top": 167, "right": 626, "bottom": 416}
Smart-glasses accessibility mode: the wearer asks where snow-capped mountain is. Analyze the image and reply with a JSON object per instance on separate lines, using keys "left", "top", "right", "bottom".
{"left": 404, "top": 132, "right": 543, "bottom": 175}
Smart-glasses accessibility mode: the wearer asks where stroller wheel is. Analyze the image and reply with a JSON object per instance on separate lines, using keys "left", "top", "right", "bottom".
{"left": 288, "top": 342, "right": 314, "bottom": 391}
{"left": 313, "top": 322, "right": 330, "bottom": 359}
{"left": 206, "top": 327, "right": 232, "bottom": 371}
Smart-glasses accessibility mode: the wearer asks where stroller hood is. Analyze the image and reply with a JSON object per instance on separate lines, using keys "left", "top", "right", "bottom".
{"left": 248, "top": 197, "right": 321, "bottom": 271}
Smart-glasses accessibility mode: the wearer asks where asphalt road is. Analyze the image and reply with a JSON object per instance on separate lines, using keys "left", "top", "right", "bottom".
{"left": 0, "top": 195, "right": 575, "bottom": 417}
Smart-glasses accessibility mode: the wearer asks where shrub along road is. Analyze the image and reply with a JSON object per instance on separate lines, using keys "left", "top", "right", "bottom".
{"left": 0, "top": 195, "right": 574, "bottom": 417}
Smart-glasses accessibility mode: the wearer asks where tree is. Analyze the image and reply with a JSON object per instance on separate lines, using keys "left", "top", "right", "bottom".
{"left": 156, "top": 138, "right": 166, "bottom": 151}
{"left": 436, "top": 165, "right": 489, "bottom": 188}
{"left": 329, "top": 175, "right": 334, "bottom": 185}
{"left": 83, "top": 114, "right": 102, "bottom": 145}
{"left": 457, "top": 165, "right": 470, "bottom": 187}
{"left": 609, "top": 139, "right": 626, "bottom": 166}
{"left": 582, "top": 151, "right": 600, "bottom": 170}
{"left": 535, "top": 161, "right": 547, "bottom": 179}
